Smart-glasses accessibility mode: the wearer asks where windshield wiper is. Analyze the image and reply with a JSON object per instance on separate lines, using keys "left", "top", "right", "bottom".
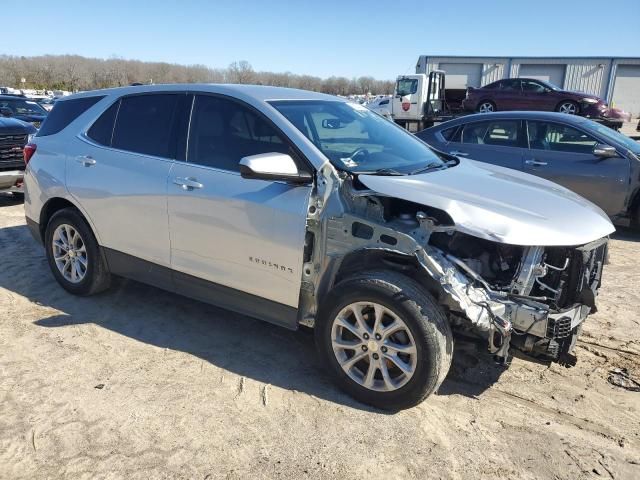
{"left": 410, "top": 159, "right": 457, "bottom": 175}
{"left": 370, "top": 168, "right": 406, "bottom": 176}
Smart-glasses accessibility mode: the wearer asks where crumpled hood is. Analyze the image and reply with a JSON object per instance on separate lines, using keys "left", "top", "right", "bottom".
{"left": 359, "top": 159, "right": 615, "bottom": 246}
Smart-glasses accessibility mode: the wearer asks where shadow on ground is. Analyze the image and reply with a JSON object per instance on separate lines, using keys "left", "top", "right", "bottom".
{"left": 612, "top": 226, "right": 640, "bottom": 243}
{"left": 0, "top": 220, "right": 505, "bottom": 409}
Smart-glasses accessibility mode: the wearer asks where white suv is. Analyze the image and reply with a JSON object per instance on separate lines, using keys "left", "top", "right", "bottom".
{"left": 24, "top": 84, "right": 614, "bottom": 410}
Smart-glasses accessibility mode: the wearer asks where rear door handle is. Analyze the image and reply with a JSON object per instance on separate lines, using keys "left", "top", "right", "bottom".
{"left": 449, "top": 151, "right": 469, "bottom": 156}
{"left": 76, "top": 155, "right": 96, "bottom": 167}
{"left": 524, "top": 159, "right": 548, "bottom": 166}
{"left": 173, "top": 177, "right": 203, "bottom": 190}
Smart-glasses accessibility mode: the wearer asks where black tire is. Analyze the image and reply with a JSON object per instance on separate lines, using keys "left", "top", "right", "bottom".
{"left": 44, "top": 207, "right": 111, "bottom": 296}
{"left": 556, "top": 100, "right": 579, "bottom": 115}
{"left": 477, "top": 100, "right": 496, "bottom": 113}
{"left": 316, "top": 270, "right": 453, "bottom": 410}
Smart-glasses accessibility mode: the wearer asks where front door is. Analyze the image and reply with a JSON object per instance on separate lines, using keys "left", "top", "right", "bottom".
{"left": 520, "top": 80, "right": 557, "bottom": 111}
{"left": 167, "top": 94, "right": 312, "bottom": 314}
{"left": 523, "top": 120, "right": 630, "bottom": 217}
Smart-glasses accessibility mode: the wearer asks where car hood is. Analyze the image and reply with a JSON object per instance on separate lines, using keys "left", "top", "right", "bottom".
{"left": 0, "top": 116, "right": 36, "bottom": 134}
{"left": 358, "top": 159, "right": 615, "bottom": 246}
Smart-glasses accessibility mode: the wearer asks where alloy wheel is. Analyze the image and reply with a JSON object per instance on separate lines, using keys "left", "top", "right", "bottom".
{"left": 558, "top": 102, "right": 578, "bottom": 114}
{"left": 52, "top": 224, "right": 88, "bottom": 283}
{"left": 331, "top": 302, "right": 418, "bottom": 392}
{"left": 478, "top": 102, "right": 494, "bottom": 113}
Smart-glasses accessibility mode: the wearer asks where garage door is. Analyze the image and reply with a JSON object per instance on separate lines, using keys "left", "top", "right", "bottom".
{"left": 612, "top": 65, "right": 640, "bottom": 117}
{"left": 519, "top": 64, "right": 566, "bottom": 88}
{"left": 438, "top": 63, "right": 483, "bottom": 89}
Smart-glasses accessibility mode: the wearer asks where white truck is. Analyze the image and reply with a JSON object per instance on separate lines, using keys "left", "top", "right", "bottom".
{"left": 389, "top": 70, "right": 448, "bottom": 132}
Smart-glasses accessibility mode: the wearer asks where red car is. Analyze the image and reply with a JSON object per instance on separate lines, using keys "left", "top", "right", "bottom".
{"left": 462, "top": 78, "right": 630, "bottom": 125}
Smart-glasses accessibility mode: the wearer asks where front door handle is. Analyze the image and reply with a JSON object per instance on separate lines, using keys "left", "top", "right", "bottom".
{"left": 76, "top": 155, "right": 96, "bottom": 167}
{"left": 173, "top": 177, "right": 203, "bottom": 190}
{"left": 449, "top": 151, "right": 469, "bottom": 156}
{"left": 524, "top": 159, "right": 548, "bottom": 166}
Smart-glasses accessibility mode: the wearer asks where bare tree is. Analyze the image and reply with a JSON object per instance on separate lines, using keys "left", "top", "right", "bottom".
{"left": 0, "top": 54, "right": 393, "bottom": 95}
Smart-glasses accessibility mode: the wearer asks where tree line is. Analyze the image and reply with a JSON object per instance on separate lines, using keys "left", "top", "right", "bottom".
{"left": 0, "top": 55, "right": 395, "bottom": 95}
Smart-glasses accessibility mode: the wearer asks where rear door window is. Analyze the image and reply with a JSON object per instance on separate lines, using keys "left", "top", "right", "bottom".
{"left": 527, "top": 121, "right": 599, "bottom": 154}
{"left": 461, "top": 120, "right": 521, "bottom": 147}
{"left": 500, "top": 79, "right": 521, "bottom": 91}
{"left": 112, "top": 94, "right": 180, "bottom": 158}
{"left": 37, "top": 96, "right": 104, "bottom": 136}
{"left": 187, "top": 95, "right": 288, "bottom": 171}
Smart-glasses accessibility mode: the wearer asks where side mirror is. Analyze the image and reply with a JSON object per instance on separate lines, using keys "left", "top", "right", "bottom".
{"left": 239, "top": 152, "right": 312, "bottom": 185}
{"left": 593, "top": 143, "right": 618, "bottom": 159}
{"left": 0, "top": 107, "right": 13, "bottom": 117}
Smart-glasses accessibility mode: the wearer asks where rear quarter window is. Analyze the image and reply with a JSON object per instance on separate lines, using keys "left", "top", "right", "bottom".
{"left": 87, "top": 101, "right": 120, "bottom": 146}
{"left": 37, "top": 96, "right": 104, "bottom": 136}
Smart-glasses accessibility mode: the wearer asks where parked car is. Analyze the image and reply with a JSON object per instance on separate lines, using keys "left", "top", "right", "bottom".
{"left": 0, "top": 94, "right": 48, "bottom": 128}
{"left": 35, "top": 97, "right": 57, "bottom": 112}
{"left": 0, "top": 116, "right": 36, "bottom": 195}
{"left": 462, "top": 78, "right": 631, "bottom": 125}
{"left": 366, "top": 96, "right": 392, "bottom": 117}
{"left": 24, "top": 85, "right": 614, "bottom": 410}
{"left": 417, "top": 111, "right": 640, "bottom": 227}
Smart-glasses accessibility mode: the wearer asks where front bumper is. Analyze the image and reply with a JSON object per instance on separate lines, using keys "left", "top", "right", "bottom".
{"left": 0, "top": 170, "right": 24, "bottom": 193}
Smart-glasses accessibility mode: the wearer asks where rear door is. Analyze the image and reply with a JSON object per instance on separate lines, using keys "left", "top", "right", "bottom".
{"left": 67, "top": 93, "right": 183, "bottom": 269}
{"left": 167, "top": 94, "right": 312, "bottom": 315}
{"left": 495, "top": 79, "right": 525, "bottom": 110}
{"left": 445, "top": 119, "right": 525, "bottom": 170}
{"left": 523, "top": 120, "right": 630, "bottom": 216}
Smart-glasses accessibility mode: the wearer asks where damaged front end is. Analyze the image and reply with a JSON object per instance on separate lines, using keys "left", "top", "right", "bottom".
{"left": 300, "top": 168, "right": 609, "bottom": 366}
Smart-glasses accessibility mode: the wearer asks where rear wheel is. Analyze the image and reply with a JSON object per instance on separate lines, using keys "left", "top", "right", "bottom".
{"left": 316, "top": 270, "right": 453, "bottom": 410}
{"left": 44, "top": 208, "right": 111, "bottom": 295}
{"left": 477, "top": 101, "right": 496, "bottom": 113}
{"left": 557, "top": 101, "right": 579, "bottom": 115}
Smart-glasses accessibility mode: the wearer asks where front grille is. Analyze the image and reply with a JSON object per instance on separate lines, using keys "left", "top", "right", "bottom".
{"left": 531, "top": 239, "right": 608, "bottom": 310}
{"left": 0, "top": 134, "right": 27, "bottom": 171}
{"left": 547, "top": 316, "right": 572, "bottom": 339}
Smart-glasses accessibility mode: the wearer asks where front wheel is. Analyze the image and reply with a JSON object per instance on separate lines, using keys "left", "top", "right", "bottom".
{"left": 316, "top": 271, "right": 453, "bottom": 410}
{"left": 557, "top": 101, "right": 579, "bottom": 115}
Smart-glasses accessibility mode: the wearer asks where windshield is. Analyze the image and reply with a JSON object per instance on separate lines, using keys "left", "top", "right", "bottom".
{"left": 589, "top": 121, "right": 640, "bottom": 155}
{"left": 0, "top": 98, "right": 47, "bottom": 116}
{"left": 395, "top": 78, "right": 418, "bottom": 96}
{"left": 270, "top": 100, "right": 447, "bottom": 175}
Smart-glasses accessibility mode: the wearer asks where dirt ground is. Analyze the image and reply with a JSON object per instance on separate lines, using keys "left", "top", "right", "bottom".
{"left": 1, "top": 195, "right": 639, "bottom": 480}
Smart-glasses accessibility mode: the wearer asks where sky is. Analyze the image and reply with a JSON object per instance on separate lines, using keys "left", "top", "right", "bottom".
{"left": 3, "top": 0, "right": 639, "bottom": 80}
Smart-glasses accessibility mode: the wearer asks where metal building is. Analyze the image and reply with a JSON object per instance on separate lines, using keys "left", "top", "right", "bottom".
{"left": 416, "top": 56, "right": 640, "bottom": 117}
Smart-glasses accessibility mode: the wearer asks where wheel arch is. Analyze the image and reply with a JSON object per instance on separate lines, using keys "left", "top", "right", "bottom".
{"left": 38, "top": 197, "right": 98, "bottom": 243}
{"left": 318, "top": 249, "right": 445, "bottom": 312}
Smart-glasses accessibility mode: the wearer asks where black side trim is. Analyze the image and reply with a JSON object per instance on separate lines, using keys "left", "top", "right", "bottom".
{"left": 104, "top": 248, "right": 173, "bottom": 292}
{"left": 26, "top": 217, "right": 42, "bottom": 245}
{"left": 103, "top": 248, "right": 298, "bottom": 330}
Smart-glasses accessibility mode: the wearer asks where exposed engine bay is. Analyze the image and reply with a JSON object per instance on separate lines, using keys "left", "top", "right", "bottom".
{"left": 299, "top": 169, "right": 609, "bottom": 366}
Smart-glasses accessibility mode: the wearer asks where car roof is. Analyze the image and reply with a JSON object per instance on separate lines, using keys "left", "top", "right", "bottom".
{"left": 61, "top": 84, "right": 343, "bottom": 104}
{"left": 436, "top": 111, "right": 589, "bottom": 127}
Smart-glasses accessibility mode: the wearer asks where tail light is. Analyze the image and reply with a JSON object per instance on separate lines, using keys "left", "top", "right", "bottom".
{"left": 24, "top": 143, "right": 37, "bottom": 165}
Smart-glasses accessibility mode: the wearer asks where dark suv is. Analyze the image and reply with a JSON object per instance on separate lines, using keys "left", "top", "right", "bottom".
{"left": 0, "top": 116, "right": 36, "bottom": 194}
{"left": 462, "top": 78, "right": 630, "bottom": 128}
{"left": 0, "top": 94, "right": 48, "bottom": 128}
